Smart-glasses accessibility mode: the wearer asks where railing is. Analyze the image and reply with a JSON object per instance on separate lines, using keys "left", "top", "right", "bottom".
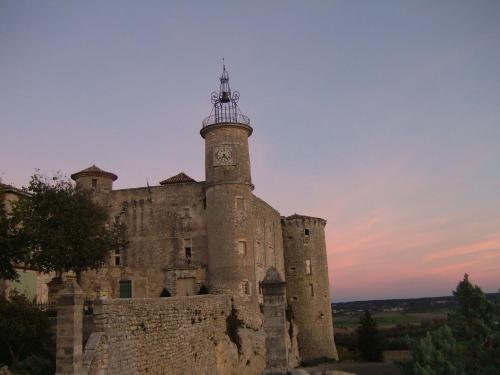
{"left": 29, "top": 298, "right": 94, "bottom": 315}
{"left": 29, "top": 301, "right": 57, "bottom": 317}
{"left": 202, "top": 113, "right": 251, "bottom": 128}
{"left": 31, "top": 301, "right": 57, "bottom": 312}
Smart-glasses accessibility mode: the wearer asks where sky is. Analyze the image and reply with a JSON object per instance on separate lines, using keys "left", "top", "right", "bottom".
{"left": 1, "top": 1, "right": 499, "bottom": 302}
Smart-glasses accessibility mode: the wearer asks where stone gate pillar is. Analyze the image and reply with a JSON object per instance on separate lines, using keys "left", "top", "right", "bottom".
{"left": 55, "top": 279, "right": 84, "bottom": 375}
{"left": 261, "top": 267, "right": 289, "bottom": 373}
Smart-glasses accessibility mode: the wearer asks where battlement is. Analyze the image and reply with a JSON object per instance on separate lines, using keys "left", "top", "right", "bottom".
{"left": 281, "top": 213, "right": 327, "bottom": 226}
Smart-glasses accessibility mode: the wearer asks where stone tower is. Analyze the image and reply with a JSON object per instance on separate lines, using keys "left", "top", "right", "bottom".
{"left": 201, "top": 65, "right": 257, "bottom": 304}
{"left": 70, "top": 165, "right": 117, "bottom": 194}
{"left": 282, "top": 214, "right": 338, "bottom": 362}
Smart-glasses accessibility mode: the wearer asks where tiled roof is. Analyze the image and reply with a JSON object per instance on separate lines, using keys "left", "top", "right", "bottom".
{"left": 159, "top": 172, "right": 196, "bottom": 185}
{"left": 70, "top": 165, "right": 118, "bottom": 181}
{"left": 0, "top": 182, "right": 29, "bottom": 196}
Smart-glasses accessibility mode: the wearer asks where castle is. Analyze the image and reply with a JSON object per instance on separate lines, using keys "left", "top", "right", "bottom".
{"left": 72, "top": 65, "right": 338, "bottom": 366}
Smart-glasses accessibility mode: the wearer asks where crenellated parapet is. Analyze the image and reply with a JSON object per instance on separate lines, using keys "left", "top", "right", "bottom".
{"left": 281, "top": 214, "right": 327, "bottom": 227}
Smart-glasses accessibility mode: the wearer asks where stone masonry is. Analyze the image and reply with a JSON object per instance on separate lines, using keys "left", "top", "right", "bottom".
{"left": 65, "top": 65, "right": 339, "bottom": 371}
{"left": 55, "top": 279, "right": 84, "bottom": 375}
{"left": 261, "top": 268, "right": 289, "bottom": 373}
{"left": 82, "top": 295, "right": 265, "bottom": 375}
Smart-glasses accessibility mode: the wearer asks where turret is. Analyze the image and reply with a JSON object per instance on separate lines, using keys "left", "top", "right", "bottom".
{"left": 202, "top": 64, "right": 257, "bottom": 305}
{"left": 70, "top": 165, "right": 117, "bottom": 194}
{"left": 282, "top": 214, "right": 338, "bottom": 362}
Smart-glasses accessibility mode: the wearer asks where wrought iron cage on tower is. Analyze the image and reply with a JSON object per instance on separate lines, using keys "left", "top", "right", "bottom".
{"left": 202, "top": 64, "right": 250, "bottom": 127}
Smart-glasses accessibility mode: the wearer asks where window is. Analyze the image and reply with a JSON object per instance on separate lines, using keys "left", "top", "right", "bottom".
{"left": 304, "top": 228, "right": 310, "bottom": 244}
{"left": 114, "top": 249, "right": 121, "bottom": 266}
{"left": 91, "top": 179, "right": 97, "bottom": 189}
{"left": 242, "top": 280, "right": 251, "bottom": 295}
{"left": 183, "top": 207, "right": 190, "bottom": 218}
{"left": 119, "top": 280, "right": 132, "bottom": 298}
{"left": 305, "top": 259, "right": 312, "bottom": 275}
{"left": 237, "top": 241, "right": 247, "bottom": 255}
{"left": 309, "top": 283, "right": 314, "bottom": 297}
{"left": 184, "top": 238, "right": 192, "bottom": 263}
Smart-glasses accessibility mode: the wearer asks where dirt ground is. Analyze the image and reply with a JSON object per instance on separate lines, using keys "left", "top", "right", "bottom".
{"left": 303, "top": 361, "right": 402, "bottom": 375}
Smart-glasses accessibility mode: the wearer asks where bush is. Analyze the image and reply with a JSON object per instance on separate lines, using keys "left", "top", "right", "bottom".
{"left": 0, "top": 292, "right": 53, "bottom": 373}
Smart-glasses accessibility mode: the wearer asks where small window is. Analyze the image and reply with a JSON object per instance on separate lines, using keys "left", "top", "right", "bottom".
{"left": 305, "top": 259, "right": 312, "bottom": 275}
{"left": 243, "top": 280, "right": 251, "bottom": 295}
{"left": 304, "top": 228, "right": 310, "bottom": 236}
{"left": 238, "top": 241, "right": 247, "bottom": 255}
{"left": 183, "top": 207, "right": 190, "bottom": 218}
{"left": 114, "top": 249, "right": 121, "bottom": 266}
{"left": 291, "top": 296, "right": 298, "bottom": 302}
{"left": 92, "top": 179, "right": 97, "bottom": 189}
{"left": 184, "top": 238, "right": 192, "bottom": 263}
{"left": 309, "top": 283, "right": 314, "bottom": 297}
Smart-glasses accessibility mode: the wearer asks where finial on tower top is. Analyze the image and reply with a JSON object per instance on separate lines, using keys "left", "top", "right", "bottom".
{"left": 213, "top": 60, "right": 235, "bottom": 104}
{"left": 202, "top": 62, "right": 250, "bottom": 129}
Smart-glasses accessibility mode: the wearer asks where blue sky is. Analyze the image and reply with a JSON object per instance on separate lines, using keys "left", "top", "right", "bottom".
{"left": 1, "top": 1, "right": 499, "bottom": 301}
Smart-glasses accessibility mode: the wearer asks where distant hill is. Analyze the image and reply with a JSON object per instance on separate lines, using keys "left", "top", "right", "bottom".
{"left": 332, "top": 292, "right": 500, "bottom": 314}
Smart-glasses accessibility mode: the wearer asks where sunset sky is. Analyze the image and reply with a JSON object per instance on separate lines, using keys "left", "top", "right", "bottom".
{"left": 1, "top": 1, "right": 499, "bottom": 301}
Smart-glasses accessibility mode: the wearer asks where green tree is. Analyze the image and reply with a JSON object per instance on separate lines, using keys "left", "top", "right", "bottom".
{"left": 402, "top": 274, "right": 500, "bottom": 375}
{"left": 449, "top": 274, "right": 500, "bottom": 374}
{"left": 402, "top": 325, "right": 465, "bottom": 375}
{"left": 0, "top": 207, "right": 26, "bottom": 281}
{"left": 357, "top": 310, "right": 384, "bottom": 361}
{"left": 0, "top": 292, "right": 52, "bottom": 371}
{"left": 8, "top": 173, "right": 127, "bottom": 278}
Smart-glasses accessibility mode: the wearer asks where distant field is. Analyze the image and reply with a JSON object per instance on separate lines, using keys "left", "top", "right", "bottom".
{"left": 334, "top": 310, "right": 448, "bottom": 332}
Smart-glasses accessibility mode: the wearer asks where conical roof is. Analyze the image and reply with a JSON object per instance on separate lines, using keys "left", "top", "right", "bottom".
{"left": 159, "top": 172, "right": 196, "bottom": 185}
{"left": 70, "top": 165, "right": 118, "bottom": 181}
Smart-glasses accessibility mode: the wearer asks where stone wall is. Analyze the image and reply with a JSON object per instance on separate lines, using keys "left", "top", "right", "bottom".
{"left": 252, "top": 195, "right": 285, "bottom": 305}
{"left": 78, "top": 181, "right": 290, "bottom": 310}
{"left": 80, "top": 182, "right": 208, "bottom": 299}
{"left": 85, "top": 295, "right": 266, "bottom": 375}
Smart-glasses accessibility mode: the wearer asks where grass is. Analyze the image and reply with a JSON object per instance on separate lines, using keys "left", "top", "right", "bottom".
{"left": 334, "top": 310, "right": 448, "bottom": 331}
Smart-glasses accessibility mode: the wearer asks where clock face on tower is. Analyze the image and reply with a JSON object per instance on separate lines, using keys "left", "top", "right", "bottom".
{"left": 213, "top": 145, "right": 236, "bottom": 166}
